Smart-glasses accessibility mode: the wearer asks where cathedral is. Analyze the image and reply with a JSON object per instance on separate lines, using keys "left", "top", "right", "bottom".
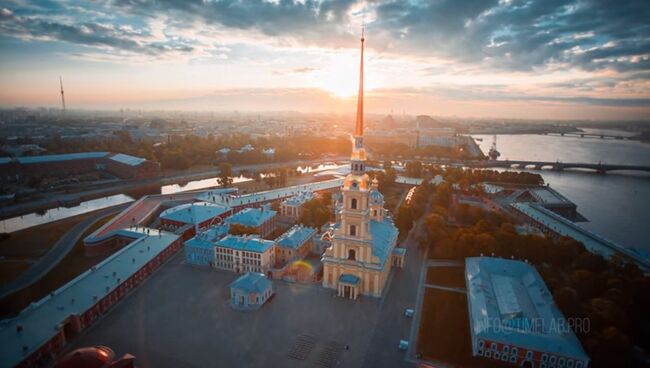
{"left": 321, "top": 31, "right": 404, "bottom": 299}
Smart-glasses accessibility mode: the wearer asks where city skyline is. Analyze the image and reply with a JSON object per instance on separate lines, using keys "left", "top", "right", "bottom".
{"left": 1, "top": 0, "right": 649, "bottom": 120}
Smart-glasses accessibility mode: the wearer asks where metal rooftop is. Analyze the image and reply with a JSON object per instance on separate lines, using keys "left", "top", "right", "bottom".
{"left": 227, "top": 207, "right": 276, "bottom": 228}
{"left": 108, "top": 153, "right": 146, "bottom": 166}
{"left": 275, "top": 225, "right": 316, "bottom": 250}
{"left": 465, "top": 257, "right": 589, "bottom": 363}
{"left": 229, "top": 272, "right": 272, "bottom": 294}
{"left": 0, "top": 228, "right": 179, "bottom": 368}
{"left": 159, "top": 202, "right": 230, "bottom": 225}
{"left": 16, "top": 152, "right": 109, "bottom": 164}
{"left": 215, "top": 235, "right": 274, "bottom": 253}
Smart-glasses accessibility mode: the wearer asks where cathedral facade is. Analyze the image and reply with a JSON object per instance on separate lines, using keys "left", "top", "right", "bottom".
{"left": 321, "top": 31, "right": 404, "bottom": 299}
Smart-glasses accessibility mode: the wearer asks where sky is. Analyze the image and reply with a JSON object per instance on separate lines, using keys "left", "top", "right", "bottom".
{"left": 0, "top": 0, "right": 649, "bottom": 120}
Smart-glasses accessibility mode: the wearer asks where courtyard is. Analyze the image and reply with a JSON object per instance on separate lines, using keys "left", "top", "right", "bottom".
{"left": 69, "top": 252, "right": 384, "bottom": 368}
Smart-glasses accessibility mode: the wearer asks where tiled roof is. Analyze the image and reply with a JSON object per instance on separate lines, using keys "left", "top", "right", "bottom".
{"left": 230, "top": 272, "right": 272, "bottom": 293}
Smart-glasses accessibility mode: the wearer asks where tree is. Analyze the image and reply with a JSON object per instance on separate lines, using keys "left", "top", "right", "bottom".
{"left": 299, "top": 199, "right": 330, "bottom": 229}
{"left": 229, "top": 223, "right": 258, "bottom": 235}
{"left": 553, "top": 287, "right": 580, "bottom": 317}
{"left": 405, "top": 161, "right": 423, "bottom": 178}
{"left": 393, "top": 204, "right": 413, "bottom": 232}
{"left": 217, "top": 163, "right": 233, "bottom": 188}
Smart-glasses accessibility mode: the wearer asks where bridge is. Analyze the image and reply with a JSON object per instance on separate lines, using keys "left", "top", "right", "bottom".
{"left": 543, "top": 132, "right": 640, "bottom": 140}
{"left": 453, "top": 160, "right": 650, "bottom": 174}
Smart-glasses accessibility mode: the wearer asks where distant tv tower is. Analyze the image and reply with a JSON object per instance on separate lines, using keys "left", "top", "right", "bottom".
{"left": 59, "top": 76, "right": 66, "bottom": 112}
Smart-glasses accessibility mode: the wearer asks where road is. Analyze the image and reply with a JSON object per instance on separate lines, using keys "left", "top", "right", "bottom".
{"left": 0, "top": 203, "right": 130, "bottom": 299}
{"left": 362, "top": 209, "right": 430, "bottom": 368}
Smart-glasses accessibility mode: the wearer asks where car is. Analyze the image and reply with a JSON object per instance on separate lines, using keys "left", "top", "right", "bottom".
{"left": 398, "top": 340, "right": 409, "bottom": 351}
{"left": 404, "top": 308, "right": 414, "bottom": 317}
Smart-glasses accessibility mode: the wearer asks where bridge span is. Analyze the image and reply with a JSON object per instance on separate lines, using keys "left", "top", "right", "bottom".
{"left": 454, "top": 160, "right": 650, "bottom": 174}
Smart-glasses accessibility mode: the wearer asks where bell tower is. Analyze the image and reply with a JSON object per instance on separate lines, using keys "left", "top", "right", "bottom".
{"left": 339, "top": 28, "right": 371, "bottom": 241}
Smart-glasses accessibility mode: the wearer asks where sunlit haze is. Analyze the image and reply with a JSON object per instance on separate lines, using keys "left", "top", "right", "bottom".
{"left": 0, "top": 1, "right": 649, "bottom": 120}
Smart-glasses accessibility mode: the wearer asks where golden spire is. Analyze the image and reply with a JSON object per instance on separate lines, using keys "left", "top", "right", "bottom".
{"left": 354, "top": 27, "right": 364, "bottom": 137}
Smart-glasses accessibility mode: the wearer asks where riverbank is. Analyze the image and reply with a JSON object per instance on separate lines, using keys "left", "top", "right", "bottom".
{"left": 0, "top": 157, "right": 347, "bottom": 223}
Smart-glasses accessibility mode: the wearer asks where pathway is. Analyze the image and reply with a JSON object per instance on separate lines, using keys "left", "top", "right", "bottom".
{"left": 0, "top": 203, "right": 130, "bottom": 299}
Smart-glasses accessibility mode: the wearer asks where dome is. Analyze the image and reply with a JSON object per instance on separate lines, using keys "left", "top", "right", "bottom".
{"left": 55, "top": 346, "right": 115, "bottom": 368}
{"left": 369, "top": 189, "right": 384, "bottom": 204}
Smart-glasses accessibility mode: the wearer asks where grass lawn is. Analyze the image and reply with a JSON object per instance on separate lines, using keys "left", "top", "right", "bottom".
{"left": 0, "top": 261, "right": 32, "bottom": 287}
{"left": 0, "top": 211, "right": 100, "bottom": 259}
{"left": 416, "top": 288, "right": 504, "bottom": 368}
{"left": 425, "top": 266, "right": 466, "bottom": 289}
{"left": 0, "top": 213, "right": 116, "bottom": 318}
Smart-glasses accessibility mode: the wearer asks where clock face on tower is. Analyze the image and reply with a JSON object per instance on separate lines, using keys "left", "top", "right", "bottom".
{"left": 355, "top": 137, "right": 364, "bottom": 149}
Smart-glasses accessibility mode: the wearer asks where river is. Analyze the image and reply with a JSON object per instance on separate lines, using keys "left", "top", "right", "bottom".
{"left": 474, "top": 132, "right": 650, "bottom": 253}
{"left": 0, "top": 163, "right": 344, "bottom": 233}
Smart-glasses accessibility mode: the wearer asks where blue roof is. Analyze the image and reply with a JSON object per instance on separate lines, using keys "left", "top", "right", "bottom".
{"left": 369, "top": 217, "right": 399, "bottom": 266}
{"left": 185, "top": 225, "right": 230, "bottom": 249}
{"left": 282, "top": 191, "right": 314, "bottom": 206}
{"left": 0, "top": 228, "right": 179, "bottom": 368}
{"left": 228, "top": 207, "right": 276, "bottom": 228}
{"left": 216, "top": 235, "right": 274, "bottom": 253}
{"left": 230, "top": 272, "right": 272, "bottom": 293}
{"left": 0, "top": 157, "right": 13, "bottom": 165}
{"left": 392, "top": 247, "right": 406, "bottom": 255}
{"left": 160, "top": 202, "right": 230, "bottom": 225}
{"left": 109, "top": 153, "right": 146, "bottom": 166}
{"left": 275, "top": 225, "right": 316, "bottom": 250}
{"left": 339, "top": 274, "right": 361, "bottom": 285}
{"left": 465, "top": 257, "right": 590, "bottom": 363}
{"left": 16, "top": 152, "right": 109, "bottom": 164}
{"left": 369, "top": 188, "right": 384, "bottom": 204}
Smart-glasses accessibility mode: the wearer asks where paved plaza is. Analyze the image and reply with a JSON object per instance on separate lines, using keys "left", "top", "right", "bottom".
{"left": 70, "top": 252, "right": 387, "bottom": 368}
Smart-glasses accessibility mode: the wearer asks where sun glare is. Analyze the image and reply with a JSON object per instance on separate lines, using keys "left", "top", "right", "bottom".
{"left": 310, "top": 51, "right": 375, "bottom": 98}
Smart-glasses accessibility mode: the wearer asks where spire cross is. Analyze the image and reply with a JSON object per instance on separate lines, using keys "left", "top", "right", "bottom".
{"left": 354, "top": 27, "right": 364, "bottom": 137}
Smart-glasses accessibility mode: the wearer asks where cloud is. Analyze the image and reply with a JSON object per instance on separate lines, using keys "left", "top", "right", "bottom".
{"left": 273, "top": 67, "right": 318, "bottom": 75}
{"left": 2, "top": 0, "right": 649, "bottom": 74}
{"left": 0, "top": 10, "right": 195, "bottom": 57}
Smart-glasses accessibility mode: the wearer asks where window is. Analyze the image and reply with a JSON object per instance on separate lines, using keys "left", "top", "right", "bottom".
{"left": 510, "top": 348, "right": 518, "bottom": 363}
{"left": 351, "top": 198, "right": 357, "bottom": 209}
{"left": 348, "top": 249, "right": 356, "bottom": 261}
{"left": 349, "top": 225, "right": 356, "bottom": 236}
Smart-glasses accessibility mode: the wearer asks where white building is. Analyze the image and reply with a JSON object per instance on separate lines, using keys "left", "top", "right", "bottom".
{"left": 213, "top": 235, "right": 275, "bottom": 274}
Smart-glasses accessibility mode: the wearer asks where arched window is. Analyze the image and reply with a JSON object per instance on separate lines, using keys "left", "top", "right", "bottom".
{"left": 351, "top": 198, "right": 357, "bottom": 209}
{"left": 349, "top": 225, "right": 356, "bottom": 236}
{"left": 373, "top": 209, "right": 377, "bottom": 216}
{"left": 348, "top": 249, "right": 356, "bottom": 260}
